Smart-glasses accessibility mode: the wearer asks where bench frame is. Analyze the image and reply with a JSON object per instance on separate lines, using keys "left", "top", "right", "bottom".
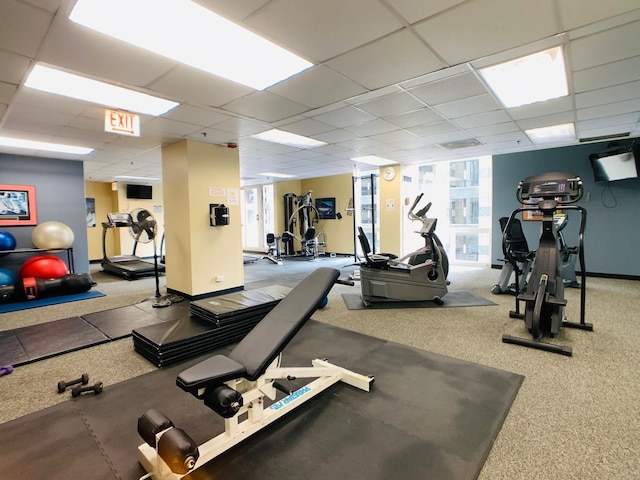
{"left": 138, "top": 355, "right": 373, "bottom": 479}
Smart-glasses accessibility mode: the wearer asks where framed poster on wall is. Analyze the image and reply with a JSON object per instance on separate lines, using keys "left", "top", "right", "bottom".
{"left": 0, "top": 184, "right": 37, "bottom": 226}
{"left": 316, "top": 197, "right": 336, "bottom": 219}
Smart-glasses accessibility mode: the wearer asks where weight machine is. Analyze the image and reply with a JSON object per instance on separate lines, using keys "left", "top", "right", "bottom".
{"left": 501, "top": 172, "right": 592, "bottom": 356}
{"left": 282, "top": 191, "right": 325, "bottom": 260}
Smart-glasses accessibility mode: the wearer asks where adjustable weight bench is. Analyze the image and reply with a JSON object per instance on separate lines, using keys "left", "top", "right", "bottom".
{"left": 137, "top": 267, "right": 374, "bottom": 479}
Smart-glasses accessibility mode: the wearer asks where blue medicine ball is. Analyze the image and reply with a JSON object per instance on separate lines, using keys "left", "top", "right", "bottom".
{"left": 0, "top": 267, "right": 17, "bottom": 286}
{"left": 0, "top": 231, "right": 17, "bottom": 252}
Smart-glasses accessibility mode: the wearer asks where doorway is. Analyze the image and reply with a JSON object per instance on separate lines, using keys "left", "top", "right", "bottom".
{"left": 241, "top": 184, "right": 275, "bottom": 251}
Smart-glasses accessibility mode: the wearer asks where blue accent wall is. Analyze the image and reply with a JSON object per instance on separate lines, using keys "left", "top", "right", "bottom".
{"left": 0, "top": 153, "right": 89, "bottom": 275}
{"left": 492, "top": 139, "right": 640, "bottom": 277}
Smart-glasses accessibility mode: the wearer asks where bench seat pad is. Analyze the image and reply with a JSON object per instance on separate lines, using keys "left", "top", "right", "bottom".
{"left": 177, "top": 355, "right": 246, "bottom": 392}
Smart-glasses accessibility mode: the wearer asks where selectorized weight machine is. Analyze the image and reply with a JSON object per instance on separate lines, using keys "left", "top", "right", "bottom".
{"left": 501, "top": 172, "right": 592, "bottom": 356}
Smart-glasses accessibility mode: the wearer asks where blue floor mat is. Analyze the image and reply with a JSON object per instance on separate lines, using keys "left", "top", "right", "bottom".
{"left": 0, "top": 290, "right": 106, "bottom": 314}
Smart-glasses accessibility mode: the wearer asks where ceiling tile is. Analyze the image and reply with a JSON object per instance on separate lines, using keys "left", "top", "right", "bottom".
{"left": 311, "top": 106, "right": 376, "bottom": 128}
{"left": 556, "top": 0, "right": 640, "bottom": 30}
{"left": 384, "top": 108, "right": 444, "bottom": 128}
{"left": 356, "top": 91, "right": 426, "bottom": 118}
{"left": 576, "top": 98, "right": 640, "bottom": 121}
{"left": 148, "top": 65, "right": 251, "bottom": 107}
{"left": 413, "top": 0, "right": 558, "bottom": 65}
{"left": 268, "top": 65, "right": 367, "bottom": 108}
{"left": 164, "top": 104, "right": 232, "bottom": 127}
{"left": 222, "top": 91, "right": 309, "bottom": 123}
{"left": 569, "top": 20, "right": 640, "bottom": 71}
{"left": 386, "top": 0, "right": 467, "bottom": 24}
{"left": 0, "top": 0, "right": 52, "bottom": 57}
{"left": 343, "top": 118, "right": 398, "bottom": 137}
{"left": 432, "top": 94, "right": 502, "bottom": 118}
{"left": 326, "top": 29, "right": 446, "bottom": 90}
{"left": 573, "top": 56, "right": 640, "bottom": 93}
{"left": 408, "top": 72, "right": 489, "bottom": 105}
{"left": 243, "top": 0, "right": 403, "bottom": 62}
{"left": 575, "top": 80, "right": 640, "bottom": 109}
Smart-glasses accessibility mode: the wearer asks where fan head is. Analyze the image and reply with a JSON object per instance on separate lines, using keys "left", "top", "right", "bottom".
{"left": 128, "top": 208, "right": 156, "bottom": 243}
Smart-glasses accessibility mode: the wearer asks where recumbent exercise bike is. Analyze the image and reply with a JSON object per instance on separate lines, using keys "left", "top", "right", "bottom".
{"left": 357, "top": 193, "right": 449, "bottom": 306}
{"left": 501, "top": 172, "right": 592, "bottom": 356}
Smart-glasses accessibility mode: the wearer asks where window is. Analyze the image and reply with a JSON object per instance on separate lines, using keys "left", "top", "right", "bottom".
{"left": 403, "top": 156, "right": 492, "bottom": 266}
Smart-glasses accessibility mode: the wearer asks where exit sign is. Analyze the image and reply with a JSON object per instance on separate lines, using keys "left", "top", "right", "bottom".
{"left": 105, "top": 109, "right": 140, "bottom": 137}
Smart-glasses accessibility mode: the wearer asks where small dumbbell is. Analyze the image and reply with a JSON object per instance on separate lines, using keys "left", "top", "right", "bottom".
{"left": 71, "top": 381, "right": 104, "bottom": 397}
{"left": 57, "top": 373, "right": 89, "bottom": 393}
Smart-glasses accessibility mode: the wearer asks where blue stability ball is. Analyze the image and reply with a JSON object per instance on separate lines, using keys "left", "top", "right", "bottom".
{"left": 0, "top": 267, "right": 17, "bottom": 286}
{"left": 0, "top": 231, "right": 17, "bottom": 252}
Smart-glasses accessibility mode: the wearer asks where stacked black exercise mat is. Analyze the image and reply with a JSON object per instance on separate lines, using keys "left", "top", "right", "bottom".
{"left": 132, "top": 285, "right": 291, "bottom": 367}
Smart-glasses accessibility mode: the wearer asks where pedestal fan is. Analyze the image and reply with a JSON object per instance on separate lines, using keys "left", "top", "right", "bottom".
{"left": 128, "top": 208, "right": 179, "bottom": 308}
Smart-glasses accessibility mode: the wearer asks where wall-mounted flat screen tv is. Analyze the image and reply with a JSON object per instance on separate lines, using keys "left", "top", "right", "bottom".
{"left": 126, "top": 184, "right": 153, "bottom": 199}
{"left": 589, "top": 146, "right": 639, "bottom": 183}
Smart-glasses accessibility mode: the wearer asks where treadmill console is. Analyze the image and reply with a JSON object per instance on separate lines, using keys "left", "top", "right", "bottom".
{"left": 517, "top": 173, "right": 582, "bottom": 204}
{"left": 106, "top": 212, "right": 133, "bottom": 227}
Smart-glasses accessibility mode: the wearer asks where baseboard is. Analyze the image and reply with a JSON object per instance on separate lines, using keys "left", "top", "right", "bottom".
{"left": 490, "top": 263, "right": 639, "bottom": 281}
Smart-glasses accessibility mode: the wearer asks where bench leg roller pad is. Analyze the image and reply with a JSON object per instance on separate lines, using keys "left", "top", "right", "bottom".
{"left": 137, "top": 409, "right": 174, "bottom": 448}
{"left": 157, "top": 427, "right": 199, "bottom": 475}
{"left": 204, "top": 385, "right": 243, "bottom": 418}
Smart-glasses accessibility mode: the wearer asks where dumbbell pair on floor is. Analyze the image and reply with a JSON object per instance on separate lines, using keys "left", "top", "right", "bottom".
{"left": 57, "top": 373, "right": 103, "bottom": 397}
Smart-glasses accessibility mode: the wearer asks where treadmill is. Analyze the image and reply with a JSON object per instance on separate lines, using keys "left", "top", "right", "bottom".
{"left": 101, "top": 212, "right": 164, "bottom": 280}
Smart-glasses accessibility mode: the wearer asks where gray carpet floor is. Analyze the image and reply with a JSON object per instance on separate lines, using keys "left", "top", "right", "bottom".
{"left": 1, "top": 255, "right": 639, "bottom": 479}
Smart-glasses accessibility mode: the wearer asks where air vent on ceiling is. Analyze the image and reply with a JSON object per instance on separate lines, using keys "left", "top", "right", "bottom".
{"left": 438, "top": 139, "right": 483, "bottom": 150}
{"left": 579, "top": 132, "right": 630, "bottom": 143}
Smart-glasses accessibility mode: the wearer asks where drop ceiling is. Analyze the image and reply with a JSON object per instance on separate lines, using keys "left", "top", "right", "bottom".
{"left": 1, "top": 0, "right": 639, "bottom": 185}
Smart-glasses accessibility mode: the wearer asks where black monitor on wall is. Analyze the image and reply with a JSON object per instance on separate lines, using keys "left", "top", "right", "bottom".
{"left": 589, "top": 145, "right": 639, "bottom": 183}
{"left": 126, "top": 184, "right": 153, "bottom": 199}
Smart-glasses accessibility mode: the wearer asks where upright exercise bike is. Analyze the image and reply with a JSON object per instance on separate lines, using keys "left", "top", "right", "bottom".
{"left": 501, "top": 173, "right": 592, "bottom": 356}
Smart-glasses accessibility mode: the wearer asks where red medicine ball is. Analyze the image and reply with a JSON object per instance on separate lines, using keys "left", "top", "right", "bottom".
{"left": 19, "top": 255, "right": 68, "bottom": 280}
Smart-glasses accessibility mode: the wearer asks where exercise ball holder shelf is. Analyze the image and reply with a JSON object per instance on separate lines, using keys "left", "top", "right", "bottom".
{"left": 0, "top": 247, "right": 75, "bottom": 274}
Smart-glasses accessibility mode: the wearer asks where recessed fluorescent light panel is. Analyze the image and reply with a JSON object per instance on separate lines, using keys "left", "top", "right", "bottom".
{"left": 251, "top": 129, "right": 327, "bottom": 148}
{"left": 258, "top": 172, "right": 297, "bottom": 178}
{"left": 351, "top": 155, "right": 397, "bottom": 167}
{"left": 525, "top": 123, "right": 575, "bottom": 144}
{"left": 0, "top": 136, "right": 93, "bottom": 155}
{"left": 114, "top": 175, "right": 161, "bottom": 183}
{"left": 69, "top": 0, "right": 313, "bottom": 91}
{"left": 479, "top": 46, "right": 568, "bottom": 108}
{"left": 25, "top": 64, "right": 178, "bottom": 116}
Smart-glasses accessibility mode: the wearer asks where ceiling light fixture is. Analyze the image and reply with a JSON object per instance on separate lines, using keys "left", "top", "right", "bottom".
{"left": 69, "top": 0, "right": 313, "bottom": 91}
{"left": 251, "top": 129, "right": 327, "bottom": 148}
{"left": 351, "top": 155, "right": 397, "bottom": 167}
{"left": 525, "top": 123, "right": 575, "bottom": 144}
{"left": 0, "top": 136, "right": 93, "bottom": 155}
{"left": 25, "top": 64, "right": 178, "bottom": 116}
{"left": 478, "top": 46, "right": 568, "bottom": 108}
{"left": 114, "top": 175, "right": 162, "bottom": 183}
{"left": 258, "top": 172, "right": 297, "bottom": 178}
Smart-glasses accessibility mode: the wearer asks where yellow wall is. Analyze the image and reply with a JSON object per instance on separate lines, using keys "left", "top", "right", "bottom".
{"left": 114, "top": 184, "right": 165, "bottom": 260}
{"left": 377, "top": 166, "right": 402, "bottom": 255}
{"left": 162, "top": 140, "right": 243, "bottom": 297}
{"left": 84, "top": 181, "right": 164, "bottom": 261}
{"left": 301, "top": 174, "right": 354, "bottom": 254}
{"left": 84, "top": 181, "right": 118, "bottom": 261}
